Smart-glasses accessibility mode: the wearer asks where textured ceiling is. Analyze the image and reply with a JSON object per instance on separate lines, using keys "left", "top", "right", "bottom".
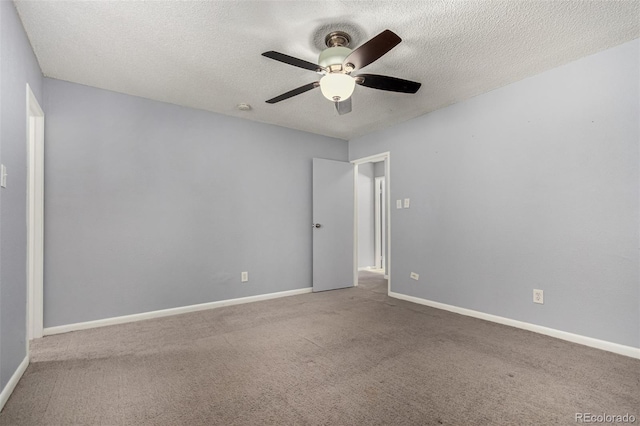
{"left": 14, "top": 0, "right": 640, "bottom": 141}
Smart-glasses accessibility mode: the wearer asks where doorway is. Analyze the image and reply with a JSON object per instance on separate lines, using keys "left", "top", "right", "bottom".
{"left": 26, "top": 83, "right": 44, "bottom": 341}
{"left": 352, "top": 152, "right": 390, "bottom": 294}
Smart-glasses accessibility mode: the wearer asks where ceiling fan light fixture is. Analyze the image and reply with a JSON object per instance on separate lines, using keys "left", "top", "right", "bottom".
{"left": 319, "top": 73, "right": 356, "bottom": 102}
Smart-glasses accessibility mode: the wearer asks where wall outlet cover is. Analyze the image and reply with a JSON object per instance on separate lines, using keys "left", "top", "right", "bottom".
{"left": 410, "top": 272, "right": 419, "bottom": 280}
{"left": 241, "top": 271, "right": 249, "bottom": 282}
{"left": 396, "top": 200, "right": 402, "bottom": 209}
{"left": 404, "top": 198, "right": 410, "bottom": 208}
{"left": 533, "top": 289, "right": 544, "bottom": 304}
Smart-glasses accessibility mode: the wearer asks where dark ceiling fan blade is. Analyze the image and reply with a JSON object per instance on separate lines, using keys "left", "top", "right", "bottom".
{"left": 355, "top": 74, "right": 421, "bottom": 94}
{"left": 343, "top": 30, "right": 402, "bottom": 71}
{"left": 265, "top": 82, "right": 320, "bottom": 104}
{"left": 335, "top": 97, "right": 352, "bottom": 115}
{"left": 262, "top": 51, "right": 324, "bottom": 72}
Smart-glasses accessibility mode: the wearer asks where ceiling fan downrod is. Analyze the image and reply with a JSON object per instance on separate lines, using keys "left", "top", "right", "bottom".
{"left": 324, "top": 31, "right": 351, "bottom": 48}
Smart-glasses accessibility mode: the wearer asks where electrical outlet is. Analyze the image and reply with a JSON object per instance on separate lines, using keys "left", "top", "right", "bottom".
{"left": 241, "top": 271, "right": 248, "bottom": 282}
{"left": 396, "top": 200, "right": 402, "bottom": 209}
{"left": 404, "top": 198, "right": 410, "bottom": 208}
{"left": 410, "top": 272, "right": 419, "bottom": 281}
{"left": 0, "top": 164, "right": 6, "bottom": 188}
{"left": 533, "top": 289, "right": 543, "bottom": 304}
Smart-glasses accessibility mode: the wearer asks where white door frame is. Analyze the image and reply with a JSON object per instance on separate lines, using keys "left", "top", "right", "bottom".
{"left": 374, "top": 176, "right": 386, "bottom": 271}
{"left": 351, "top": 152, "right": 391, "bottom": 293}
{"left": 26, "top": 83, "right": 44, "bottom": 341}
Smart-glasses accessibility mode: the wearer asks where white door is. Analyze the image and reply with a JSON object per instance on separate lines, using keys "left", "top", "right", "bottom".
{"left": 312, "top": 158, "right": 354, "bottom": 292}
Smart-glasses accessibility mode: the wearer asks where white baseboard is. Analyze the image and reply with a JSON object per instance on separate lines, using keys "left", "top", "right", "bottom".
{"left": 358, "top": 266, "right": 375, "bottom": 271}
{"left": 44, "top": 287, "right": 312, "bottom": 336}
{"left": 0, "top": 355, "right": 29, "bottom": 412}
{"left": 389, "top": 291, "right": 640, "bottom": 360}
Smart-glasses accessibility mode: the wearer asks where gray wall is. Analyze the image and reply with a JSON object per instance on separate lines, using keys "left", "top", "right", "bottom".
{"left": 374, "top": 161, "right": 385, "bottom": 178}
{"left": 357, "top": 162, "right": 374, "bottom": 267}
{"left": 0, "top": 1, "right": 43, "bottom": 388}
{"left": 43, "top": 78, "right": 347, "bottom": 327}
{"left": 349, "top": 39, "right": 639, "bottom": 348}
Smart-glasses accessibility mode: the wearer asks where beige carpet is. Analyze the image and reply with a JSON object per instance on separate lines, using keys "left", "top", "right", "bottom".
{"left": 1, "top": 272, "right": 638, "bottom": 425}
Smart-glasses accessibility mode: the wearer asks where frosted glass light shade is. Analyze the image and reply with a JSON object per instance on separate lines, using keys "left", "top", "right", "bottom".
{"left": 319, "top": 73, "right": 356, "bottom": 102}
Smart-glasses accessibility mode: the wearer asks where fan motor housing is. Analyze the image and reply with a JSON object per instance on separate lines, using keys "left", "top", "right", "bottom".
{"left": 319, "top": 31, "right": 353, "bottom": 71}
{"left": 318, "top": 47, "right": 352, "bottom": 70}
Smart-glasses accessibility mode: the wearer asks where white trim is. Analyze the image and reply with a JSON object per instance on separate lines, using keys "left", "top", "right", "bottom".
{"left": 374, "top": 176, "right": 386, "bottom": 272}
{"left": 374, "top": 182, "right": 381, "bottom": 270}
{"left": 353, "top": 163, "right": 359, "bottom": 287}
{"left": 0, "top": 355, "right": 29, "bottom": 412}
{"left": 357, "top": 266, "right": 376, "bottom": 271}
{"left": 384, "top": 156, "right": 391, "bottom": 295}
{"left": 44, "top": 288, "right": 312, "bottom": 336}
{"left": 26, "top": 83, "right": 44, "bottom": 342}
{"left": 389, "top": 291, "right": 640, "bottom": 359}
{"left": 351, "top": 151, "right": 390, "bottom": 165}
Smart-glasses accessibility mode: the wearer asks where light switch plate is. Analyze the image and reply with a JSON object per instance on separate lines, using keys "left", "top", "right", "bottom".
{"left": 404, "top": 198, "right": 410, "bottom": 208}
{"left": 396, "top": 200, "right": 402, "bottom": 209}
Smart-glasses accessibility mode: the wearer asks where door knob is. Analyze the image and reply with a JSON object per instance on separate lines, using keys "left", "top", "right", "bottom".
{"left": 313, "top": 223, "right": 322, "bottom": 228}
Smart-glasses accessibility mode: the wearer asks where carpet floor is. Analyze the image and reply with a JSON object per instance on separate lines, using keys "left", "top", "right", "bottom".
{"left": 1, "top": 271, "right": 638, "bottom": 425}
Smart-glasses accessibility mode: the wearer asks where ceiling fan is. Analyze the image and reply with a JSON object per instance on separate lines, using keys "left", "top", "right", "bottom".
{"left": 262, "top": 29, "right": 421, "bottom": 115}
